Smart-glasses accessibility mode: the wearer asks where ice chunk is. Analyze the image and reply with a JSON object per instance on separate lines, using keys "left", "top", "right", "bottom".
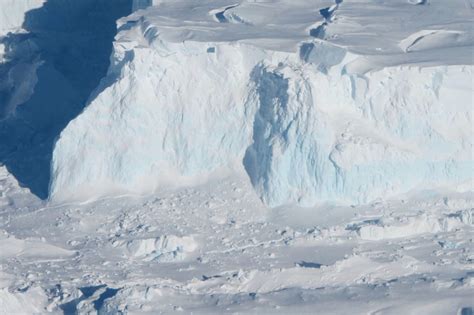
{"left": 113, "top": 235, "right": 198, "bottom": 261}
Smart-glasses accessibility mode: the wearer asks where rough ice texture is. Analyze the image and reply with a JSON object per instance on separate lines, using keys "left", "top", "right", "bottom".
{"left": 244, "top": 62, "right": 472, "bottom": 206}
{"left": 50, "top": 0, "right": 473, "bottom": 206}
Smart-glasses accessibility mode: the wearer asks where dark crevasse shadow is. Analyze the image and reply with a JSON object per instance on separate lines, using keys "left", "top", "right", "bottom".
{"left": 243, "top": 65, "right": 289, "bottom": 197}
{"left": 0, "top": 0, "right": 132, "bottom": 199}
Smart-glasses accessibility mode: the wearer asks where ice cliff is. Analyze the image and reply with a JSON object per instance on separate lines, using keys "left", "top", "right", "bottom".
{"left": 49, "top": 0, "right": 473, "bottom": 206}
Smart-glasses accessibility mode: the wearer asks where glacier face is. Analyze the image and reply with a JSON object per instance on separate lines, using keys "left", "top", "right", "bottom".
{"left": 50, "top": 0, "right": 473, "bottom": 206}
{"left": 243, "top": 61, "right": 472, "bottom": 206}
{"left": 51, "top": 42, "right": 261, "bottom": 200}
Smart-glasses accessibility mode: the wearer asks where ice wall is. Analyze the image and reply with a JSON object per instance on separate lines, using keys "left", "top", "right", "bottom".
{"left": 244, "top": 61, "right": 473, "bottom": 206}
{"left": 50, "top": 0, "right": 474, "bottom": 206}
{"left": 50, "top": 42, "right": 263, "bottom": 200}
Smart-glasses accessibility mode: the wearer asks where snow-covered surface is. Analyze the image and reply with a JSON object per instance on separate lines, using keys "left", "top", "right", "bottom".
{"left": 0, "top": 0, "right": 45, "bottom": 33}
{"left": 51, "top": 0, "right": 473, "bottom": 207}
{"left": 0, "top": 0, "right": 473, "bottom": 313}
{"left": 1, "top": 165, "right": 474, "bottom": 313}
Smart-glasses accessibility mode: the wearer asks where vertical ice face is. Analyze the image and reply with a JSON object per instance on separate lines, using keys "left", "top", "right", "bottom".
{"left": 243, "top": 61, "right": 473, "bottom": 207}
{"left": 50, "top": 38, "right": 473, "bottom": 206}
{"left": 49, "top": 1, "right": 474, "bottom": 207}
{"left": 50, "top": 43, "right": 264, "bottom": 201}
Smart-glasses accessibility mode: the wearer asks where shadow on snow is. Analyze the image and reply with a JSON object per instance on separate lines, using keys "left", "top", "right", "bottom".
{"left": 0, "top": 0, "right": 132, "bottom": 199}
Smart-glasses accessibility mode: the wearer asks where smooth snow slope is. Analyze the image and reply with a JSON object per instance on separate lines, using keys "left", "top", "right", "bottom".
{"left": 50, "top": 0, "right": 474, "bottom": 206}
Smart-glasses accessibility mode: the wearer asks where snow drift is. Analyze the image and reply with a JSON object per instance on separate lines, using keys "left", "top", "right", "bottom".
{"left": 50, "top": 0, "right": 473, "bottom": 207}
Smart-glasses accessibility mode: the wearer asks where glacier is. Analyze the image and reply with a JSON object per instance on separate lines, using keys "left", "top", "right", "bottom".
{"left": 49, "top": 0, "right": 473, "bottom": 207}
